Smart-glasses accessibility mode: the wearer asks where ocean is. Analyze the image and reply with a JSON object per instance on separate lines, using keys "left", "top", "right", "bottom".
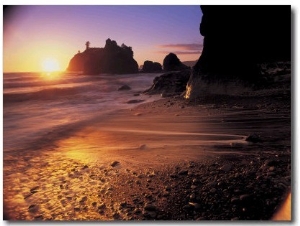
{"left": 3, "top": 72, "right": 162, "bottom": 154}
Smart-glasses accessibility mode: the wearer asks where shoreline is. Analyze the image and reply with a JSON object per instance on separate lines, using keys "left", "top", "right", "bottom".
{"left": 3, "top": 87, "right": 291, "bottom": 220}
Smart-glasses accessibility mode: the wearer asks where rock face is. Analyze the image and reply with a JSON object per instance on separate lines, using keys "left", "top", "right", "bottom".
{"left": 142, "top": 61, "right": 162, "bottom": 73}
{"left": 67, "top": 39, "right": 139, "bottom": 74}
{"left": 185, "top": 5, "right": 291, "bottom": 98}
{"left": 163, "top": 53, "right": 189, "bottom": 71}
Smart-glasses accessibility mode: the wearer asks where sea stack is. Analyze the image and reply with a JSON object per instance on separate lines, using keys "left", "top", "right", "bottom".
{"left": 185, "top": 5, "right": 291, "bottom": 99}
{"left": 67, "top": 39, "right": 139, "bottom": 75}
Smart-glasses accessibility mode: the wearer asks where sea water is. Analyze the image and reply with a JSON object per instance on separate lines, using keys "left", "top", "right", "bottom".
{"left": 3, "top": 72, "right": 162, "bottom": 154}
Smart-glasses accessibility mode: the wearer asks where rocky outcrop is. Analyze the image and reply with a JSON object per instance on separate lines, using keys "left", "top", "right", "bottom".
{"left": 163, "top": 53, "right": 189, "bottom": 72}
{"left": 144, "top": 70, "right": 191, "bottom": 97}
{"left": 67, "top": 39, "right": 139, "bottom": 74}
{"left": 185, "top": 5, "right": 291, "bottom": 99}
{"left": 142, "top": 61, "right": 162, "bottom": 73}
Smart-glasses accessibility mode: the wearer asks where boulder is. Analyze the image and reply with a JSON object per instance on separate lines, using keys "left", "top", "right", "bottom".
{"left": 142, "top": 61, "right": 162, "bottom": 73}
{"left": 163, "top": 53, "right": 189, "bottom": 71}
{"left": 144, "top": 70, "right": 190, "bottom": 97}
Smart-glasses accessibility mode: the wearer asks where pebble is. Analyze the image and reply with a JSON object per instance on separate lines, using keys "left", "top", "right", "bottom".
{"left": 220, "top": 164, "right": 232, "bottom": 172}
{"left": 28, "top": 205, "right": 38, "bottom": 212}
{"left": 139, "top": 144, "right": 147, "bottom": 150}
{"left": 178, "top": 170, "right": 188, "bottom": 175}
{"left": 189, "top": 202, "right": 201, "bottom": 210}
{"left": 210, "top": 188, "right": 217, "bottom": 193}
{"left": 144, "top": 204, "right": 157, "bottom": 211}
{"left": 111, "top": 161, "right": 120, "bottom": 167}
{"left": 30, "top": 186, "right": 39, "bottom": 193}
{"left": 118, "top": 85, "right": 131, "bottom": 91}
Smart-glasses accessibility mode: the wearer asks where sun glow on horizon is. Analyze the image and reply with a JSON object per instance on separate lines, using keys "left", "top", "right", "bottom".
{"left": 41, "top": 58, "right": 61, "bottom": 73}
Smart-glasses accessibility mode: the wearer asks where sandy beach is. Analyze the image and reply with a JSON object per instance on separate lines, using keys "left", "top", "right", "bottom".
{"left": 3, "top": 83, "right": 291, "bottom": 220}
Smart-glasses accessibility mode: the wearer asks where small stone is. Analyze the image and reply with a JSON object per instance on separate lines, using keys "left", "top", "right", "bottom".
{"left": 139, "top": 144, "right": 147, "bottom": 150}
{"left": 240, "top": 194, "right": 251, "bottom": 201}
{"left": 220, "top": 164, "right": 232, "bottom": 172}
{"left": 189, "top": 202, "right": 201, "bottom": 210}
{"left": 269, "top": 166, "right": 275, "bottom": 171}
{"left": 28, "top": 205, "right": 38, "bottom": 212}
{"left": 92, "top": 202, "right": 97, "bottom": 207}
{"left": 189, "top": 193, "right": 196, "bottom": 200}
{"left": 165, "top": 186, "right": 171, "bottom": 191}
{"left": 178, "top": 170, "right": 188, "bottom": 175}
{"left": 210, "top": 188, "right": 217, "bottom": 193}
{"left": 246, "top": 133, "right": 262, "bottom": 143}
{"left": 144, "top": 204, "right": 156, "bottom": 211}
{"left": 118, "top": 85, "right": 131, "bottom": 91}
{"left": 82, "top": 165, "right": 88, "bottom": 169}
{"left": 192, "top": 179, "right": 200, "bottom": 184}
{"left": 111, "top": 161, "right": 120, "bottom": 167}
{"left": 30, "top": 186, "right": 39, "bottom": 194}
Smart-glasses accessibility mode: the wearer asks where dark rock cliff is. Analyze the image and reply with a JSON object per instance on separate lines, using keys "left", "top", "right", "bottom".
{"left": 185, "top": 5, "right": 291, "bottom": 98}
{"left": 67, "top": 39, "right": 138, "bottom": 74}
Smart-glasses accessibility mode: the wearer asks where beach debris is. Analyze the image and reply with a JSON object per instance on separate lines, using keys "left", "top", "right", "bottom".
{"left": 110, "top": 161, "right": 120, "bottom": 167}
{"left": 118, "top": 84, "right": 131, "bottom": 91}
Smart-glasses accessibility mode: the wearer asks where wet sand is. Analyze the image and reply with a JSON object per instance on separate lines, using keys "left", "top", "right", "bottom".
{"left": 3, "top": 89, "right": 291, "bottom": 220}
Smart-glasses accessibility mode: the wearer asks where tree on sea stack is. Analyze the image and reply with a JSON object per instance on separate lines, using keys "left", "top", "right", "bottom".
{"left": 185, "top": 5, "right": 291, "bottom": 99}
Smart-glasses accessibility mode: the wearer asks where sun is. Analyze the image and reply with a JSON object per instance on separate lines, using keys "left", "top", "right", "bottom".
{"left": 41, "top": 58, "right": 61, "bottom": 72}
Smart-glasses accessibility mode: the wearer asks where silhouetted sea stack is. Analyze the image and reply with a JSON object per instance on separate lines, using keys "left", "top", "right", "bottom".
{"left": 142, "top": 61, "right": 163, "bottom": 73}
{"left": 163, "top": 53, "right": 189, "bottom": 71}
{"left": 67, "top": 39, "right": 138, "bottom": 75}
{"left": 185, "top": 5, "right": 291, "bottom": 99}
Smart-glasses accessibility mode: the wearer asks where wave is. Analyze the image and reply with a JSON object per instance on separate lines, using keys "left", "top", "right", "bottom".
{"left": 3, "top": 85, "right": 96, "bottom": 103}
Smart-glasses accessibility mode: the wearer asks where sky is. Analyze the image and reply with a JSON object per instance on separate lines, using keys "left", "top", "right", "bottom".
{"left": 3, "top": 5, "right": 203, "bottom": 72}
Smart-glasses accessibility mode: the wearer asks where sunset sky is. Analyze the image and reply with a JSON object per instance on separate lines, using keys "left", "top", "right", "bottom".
{"left": 3, "top": 5, "right": 203, "bottom": 72}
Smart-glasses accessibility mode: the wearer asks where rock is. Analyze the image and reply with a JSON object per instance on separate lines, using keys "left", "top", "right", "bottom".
{"left": 126, "top": 99, "right": 144, "bottom": 104}
{"left": 28, "top": 205, "right": 38, "bottom": 212}
{"left": 220, "top": 164, "right": 232, "bottom": 172}
{"left": 30, "top": 186, "right": 39, "bottom": 194}
{"left": 142, "top": 60, "right": 163, "bottom": 72}
{"left": 185, "top": 5, "right": 291, "bottom": 99}
{"left": 240, "top": 194, "right": 252, "bottom": 201}
{"left": 163, "top": 53, "right": 189, "bottom": 71}
{"left": 144, "top": 204, "right": 157, "bottom": 211}
{"left": 118, "top": 85, "right": 131, "bottom": 91}
{"left": 67, "top": 38, "right": 139, "bottom": 74}
{"left": 178, "top": 170, "right": 188, "bottom": 175}
{"left": 144, "top": 70, "right": 190, "bottom": 96}
{"left": 139, "top": 144, "right": 147, "bottom": 150}
{"left": 210, "top": 188, "right": 217, "bottom": 193}
{"left": 246, "top": 133, "right": 263, "bottom": 143}
{"left": 110, "top": 161, "right": 120, "bottom": 167}
{"left": 189, "top": 202, "right": 201, "bottom": 210}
